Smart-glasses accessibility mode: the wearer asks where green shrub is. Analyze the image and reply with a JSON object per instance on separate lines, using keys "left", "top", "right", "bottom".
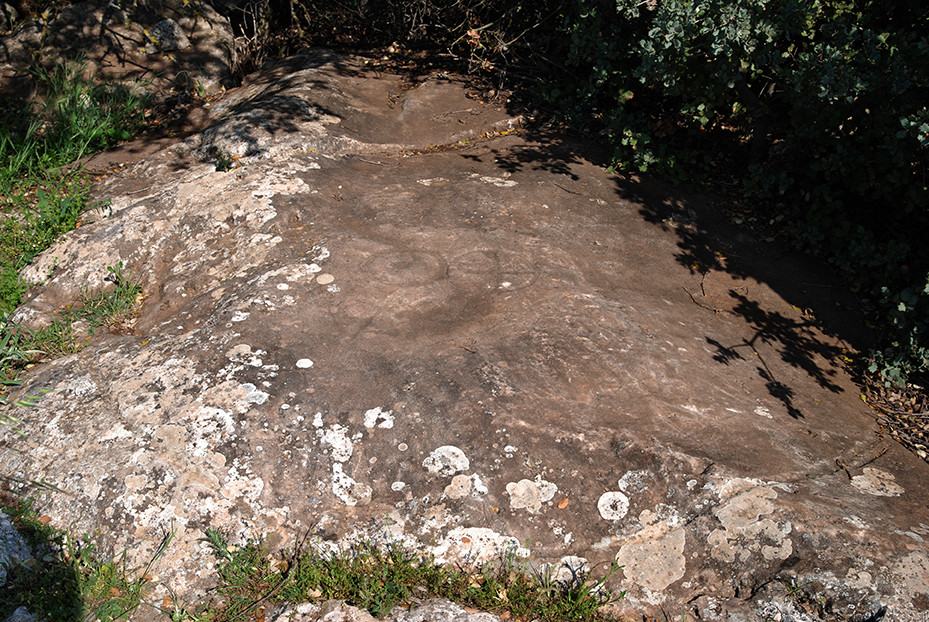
{"left": 0, "top": 59, "right": 146, "bottom": 184}
{"left": 548, "top": 0, "right": 929, "bottom": 386}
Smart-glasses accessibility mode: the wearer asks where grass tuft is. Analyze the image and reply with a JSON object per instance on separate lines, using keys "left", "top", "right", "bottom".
{"left": 193, "top": 530, "right": 623, "bottom": 621}
{"left": 0, "top": 57, "right": 147, "bottom": 184}
{"left": 0, "top": 262, "right": 142, "bottom": 402}
{"left": 1, "top": 55, "right": 147, "bottom": 318}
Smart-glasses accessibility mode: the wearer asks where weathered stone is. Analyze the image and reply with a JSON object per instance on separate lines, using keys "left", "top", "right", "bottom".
{"left": 2, "top": 50, "right": 929, "bottom": 622}
{"left": 0, "top": 511, "right": 30, "bottom": 587}
{"left": 269, "top": 598, "right": 503, "bottom": 622}
{"left": 146, "top": 19, "right": 190, "bottom": 53}
{"left": 1, "top": 607, "right": 39, "bottom": 622}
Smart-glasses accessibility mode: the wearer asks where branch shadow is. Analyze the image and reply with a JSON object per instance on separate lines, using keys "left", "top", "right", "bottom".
{"left": 629, "top": 177, "right": 871, "bottom": 419}
{"left": 473, "top": 122, "right": 872, "bottom": 422}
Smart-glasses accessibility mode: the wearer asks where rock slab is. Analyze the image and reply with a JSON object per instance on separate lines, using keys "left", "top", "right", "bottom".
{"left": 2, "top": 50, "right": 928, "bottom": 621}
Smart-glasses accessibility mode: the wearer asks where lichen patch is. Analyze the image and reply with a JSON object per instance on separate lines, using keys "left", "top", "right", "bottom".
{"left": 598, "top": 491, "right": 630, "bottom": 521}
{"left": 363, "top": 407, "right": 394, "bottom": 429}
{"left": 423, "top": 446, "right": 470, "bottom": 476}
{"left": 850, "top": 468, "right": 904, "bottom": 497}
{"left": 707, "top": 482, "right": 792, "bottom": 563}
{"left": 320, "top": 424, "right": 354, "bottom": 462}
{"left": 432, "top": 527, "right": 529, "bottom": 565}
{"left": 617, "top": 527, "right": 685, "bottom": 596}
{"left": 331, "top": 463, "right": 372, "bottom": 506}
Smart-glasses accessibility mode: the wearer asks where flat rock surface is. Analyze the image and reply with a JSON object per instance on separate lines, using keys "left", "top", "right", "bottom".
{"left": 2, "top": 49, "right": 928, "bottom": 621}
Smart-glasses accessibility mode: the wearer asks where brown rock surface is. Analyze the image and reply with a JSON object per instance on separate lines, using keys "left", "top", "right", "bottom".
{"left": 2, "top": 49, "right": 928, "bottom": 621}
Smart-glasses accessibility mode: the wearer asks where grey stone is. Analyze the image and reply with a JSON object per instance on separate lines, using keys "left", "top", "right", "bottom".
{"left": 0, "top": 510, "right": 30, "bottom": 587}
{"left": 146, "top": 18, "right": 190, "bottom": 53}
{"left": 2, "top": 607, "right": 39, "bottom": 622}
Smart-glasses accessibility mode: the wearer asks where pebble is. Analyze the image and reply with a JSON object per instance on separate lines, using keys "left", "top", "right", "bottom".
{"left": 296, "top": 358, "right": 314, "bottom": 369}
{"left": 317, "top": 273, "right": 334, "bottom": 284}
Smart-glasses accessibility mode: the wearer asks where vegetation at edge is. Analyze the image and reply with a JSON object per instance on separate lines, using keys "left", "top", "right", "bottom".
{"left": 1, "top": 500, "right": 622, "bottom": 622}
{"left": 0, "top": 499, "right": 162, "bottom": 622}
{"left": 0, "top": 57, "right": 146, "bottom": 392}
{"left": 189, "top": 528, "right": 621, "bottom": 621}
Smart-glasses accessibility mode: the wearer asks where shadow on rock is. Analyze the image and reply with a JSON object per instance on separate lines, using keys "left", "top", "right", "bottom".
{"left": 625, "top": 176, "right": 871, "bottom": 421}
{"left": 476, "top": 130, "right": 871, "bottom": 422}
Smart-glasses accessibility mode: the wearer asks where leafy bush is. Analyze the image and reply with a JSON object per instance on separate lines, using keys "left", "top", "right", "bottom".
{"left": 547, "top": 0, "right": 929, "bottom": 386}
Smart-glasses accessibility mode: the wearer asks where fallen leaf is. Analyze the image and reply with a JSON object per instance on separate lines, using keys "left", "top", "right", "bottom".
{"left": 557, "top": 498, "right": 569, "bottom": 509}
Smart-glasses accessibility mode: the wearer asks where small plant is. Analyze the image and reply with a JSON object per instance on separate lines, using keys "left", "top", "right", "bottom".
{"left": 780, "top": 576, "right": 836, "bottom": 619}
{"left": 0, "top": 314, "right": 40, "bottom": 372}
{"left": 0, "top": 264, "right": 142, "bottom": 382}
{"left": 200, "top": 531, "right": 622, "bottom": 621}
{"left": 214, "top": 151, "right": 238, "bottom": 172}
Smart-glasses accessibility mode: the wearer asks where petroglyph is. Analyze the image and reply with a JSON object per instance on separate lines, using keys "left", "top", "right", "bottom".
{"left": 365, "top": 251, "right": 448, "bottom": 286}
